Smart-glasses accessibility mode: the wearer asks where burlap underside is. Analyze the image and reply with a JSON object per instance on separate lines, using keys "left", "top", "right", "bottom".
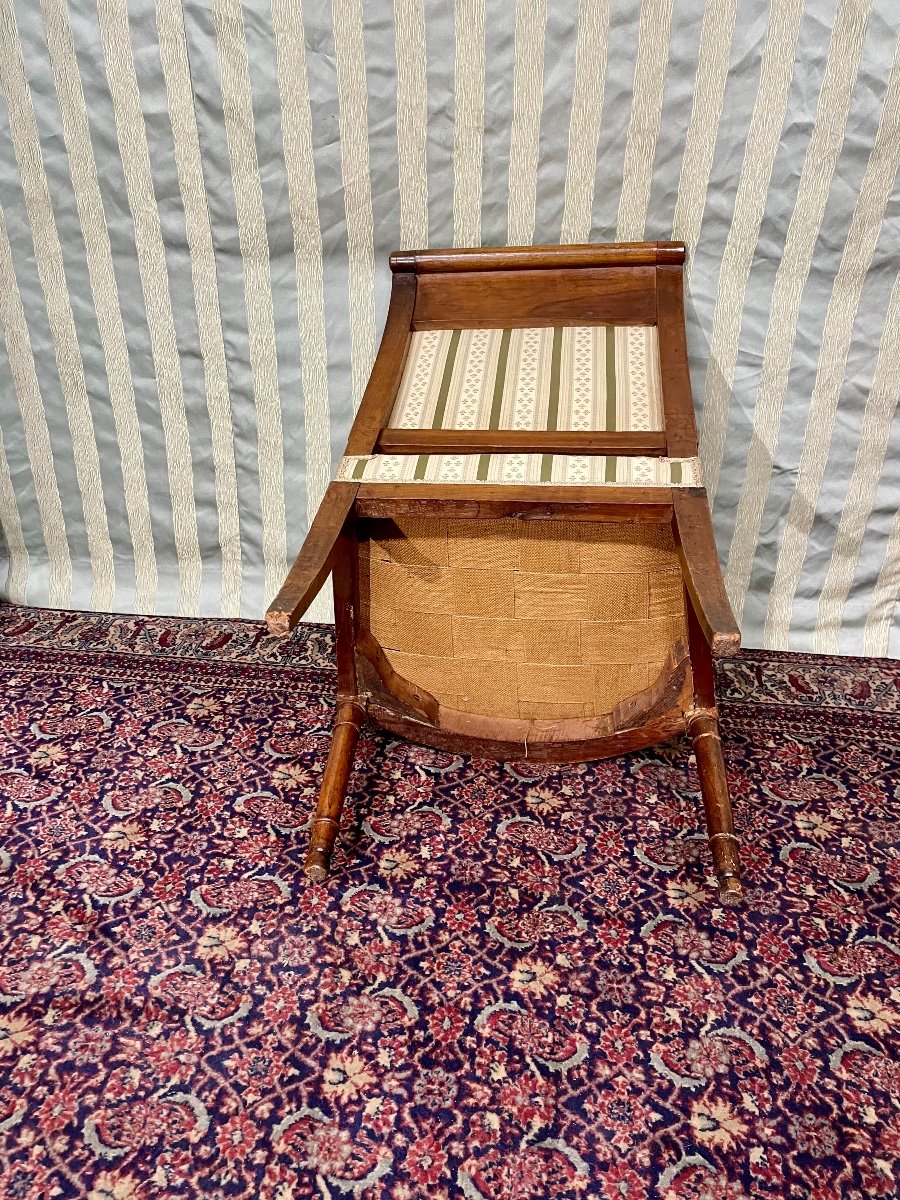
{"left": 359, "top": 518, "right": 687, "bottom": 720}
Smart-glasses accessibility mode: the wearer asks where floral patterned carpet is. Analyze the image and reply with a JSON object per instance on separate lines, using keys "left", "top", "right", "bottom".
{"left": 0, "top": 603, "right": 897, "bottom": 1200}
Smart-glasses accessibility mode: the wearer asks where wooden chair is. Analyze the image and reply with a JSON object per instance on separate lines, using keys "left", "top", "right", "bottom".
{"left": 265, "top": 242, "right": 744, "bottom": 903}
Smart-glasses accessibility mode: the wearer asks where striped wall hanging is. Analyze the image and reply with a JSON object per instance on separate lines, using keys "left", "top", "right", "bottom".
{"left": 0, "top": 0, "right": 897, "bottom": 653}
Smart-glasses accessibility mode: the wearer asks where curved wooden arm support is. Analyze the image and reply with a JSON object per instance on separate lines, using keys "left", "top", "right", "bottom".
{"left": 673, "top": 490, "right": 741, "bottom": 658}
{"left": 265, "top": 482, "right": 358, "bottom": 635}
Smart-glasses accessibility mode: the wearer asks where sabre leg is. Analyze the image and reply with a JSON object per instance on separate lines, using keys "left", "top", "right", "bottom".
{"left": 689, "top": 711, "right": 743, "bottom": 905}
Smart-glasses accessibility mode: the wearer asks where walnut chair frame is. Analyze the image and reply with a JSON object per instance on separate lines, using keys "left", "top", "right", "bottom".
{"left": 266, "top": 242, "right": 744, "bottom": 903}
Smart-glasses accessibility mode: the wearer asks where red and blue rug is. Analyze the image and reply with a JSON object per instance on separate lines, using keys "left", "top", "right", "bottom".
{"left": 0, "top": 603, "right": 897, "bottom": 1199}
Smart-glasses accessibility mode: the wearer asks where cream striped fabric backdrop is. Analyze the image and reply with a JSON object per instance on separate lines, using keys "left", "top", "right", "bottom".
{"left": 0, "top": 0, "right": 897, "bottom": 652}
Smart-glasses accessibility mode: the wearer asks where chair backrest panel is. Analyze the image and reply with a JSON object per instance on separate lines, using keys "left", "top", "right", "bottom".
{"left": 411, "top": 267, "right": 657, "bottom": 330}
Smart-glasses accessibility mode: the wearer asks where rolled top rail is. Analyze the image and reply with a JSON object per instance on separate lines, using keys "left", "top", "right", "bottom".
{"left": 390, "top": 241, "right": 685, "bottom": 273}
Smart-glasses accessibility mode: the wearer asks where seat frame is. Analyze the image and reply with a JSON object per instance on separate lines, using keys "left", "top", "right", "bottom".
{"left": 266, "top": 241, "right": 744, "bottom": 903}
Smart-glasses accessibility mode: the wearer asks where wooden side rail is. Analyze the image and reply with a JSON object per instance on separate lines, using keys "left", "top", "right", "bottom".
{"left": 656, "top": 264, "right": 700, "bottom": 457}
{"left": 354, "top": 484, "right": 675, "bottom": 523}
{"left": 345, "top": 272, "right": 416, "bottom": 456}
{"left": 377, "top": 429, "right": 668, "bottom": 456}
{"left": 265, "top": 482, "right": 358, "bottom": 635}
{"left": 673, "top": 490, "right": 741, "bottom": 658}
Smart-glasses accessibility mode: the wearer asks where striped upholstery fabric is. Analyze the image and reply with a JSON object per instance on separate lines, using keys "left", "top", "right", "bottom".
{"left": 337, "top": 454, "right": 700, "bottom": 487}
{"left": 389, "top": 326, "right": 663, "bottom": 431}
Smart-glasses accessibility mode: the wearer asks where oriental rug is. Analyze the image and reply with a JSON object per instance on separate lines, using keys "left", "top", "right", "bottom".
{"left": 0, "top": 603, "right": 897, "bottom": 1200}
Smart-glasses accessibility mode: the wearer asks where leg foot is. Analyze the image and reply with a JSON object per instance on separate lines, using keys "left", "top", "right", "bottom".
{"left": 717, "top": 871, "right": 743, "bottom": 907}
{"left": 689, "top": 712, "right": 744, "bottom": 904}
{"left": 304, "top": 701, "right": 364, "bottom": 882}
{"left": 305, "top": 822, "right": 338, "bottom": 882}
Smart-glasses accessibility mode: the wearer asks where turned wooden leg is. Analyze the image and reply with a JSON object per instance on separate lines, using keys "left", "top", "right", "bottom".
{"left": 688, "top": 711, "right": 743, "bottom": 905}
{"left": 305, "top": 701, "right": 364, "bottom": 882}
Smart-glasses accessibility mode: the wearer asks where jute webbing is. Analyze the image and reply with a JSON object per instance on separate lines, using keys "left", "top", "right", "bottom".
{"left": 359, "top": 517, "right": 688, "bottom": 721}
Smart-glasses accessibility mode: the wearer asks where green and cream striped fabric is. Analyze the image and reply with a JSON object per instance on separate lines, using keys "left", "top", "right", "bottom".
{"left": 389, "top": 326, "right": 663, "bottom": 432}
{"left": 337, "top": 453, "right": 700, "bottom": 487}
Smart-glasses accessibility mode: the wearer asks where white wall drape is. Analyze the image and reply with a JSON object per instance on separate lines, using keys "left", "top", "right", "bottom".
{"left": 0, "top": 0, "right": 897, "bottom": 654}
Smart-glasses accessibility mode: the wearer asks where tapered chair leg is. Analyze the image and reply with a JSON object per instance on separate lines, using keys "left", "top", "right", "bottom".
{"left": 688, "top": 711, "right": 743, "bottom": 905}
{"left": 305, "top": 701, "right": 365, "bottom": 882}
